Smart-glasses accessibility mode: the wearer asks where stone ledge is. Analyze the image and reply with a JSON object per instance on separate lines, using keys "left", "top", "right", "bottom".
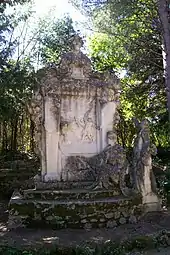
{"left": 10, "top": 196, "right": 140, "bottom": 205}
{"left": 23, "top": 189, "right": 129, "bottom": 200}
{"left": 35, "top": 181, "right": 94, "bottom": 190}
{"left": 8, "top": 191, "right": 143, "bottom": 230}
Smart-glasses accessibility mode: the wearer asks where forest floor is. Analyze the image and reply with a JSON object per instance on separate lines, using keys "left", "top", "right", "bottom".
{"left": 0, "top": 201, "right": 170, "bottom": 254}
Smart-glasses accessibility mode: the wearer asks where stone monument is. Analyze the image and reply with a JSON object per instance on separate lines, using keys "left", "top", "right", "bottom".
{"left": 132, "top": 119, "right": 161, "bottom": 212}
{"left": 8, "top": 35, "right": 161, "bottom": 229}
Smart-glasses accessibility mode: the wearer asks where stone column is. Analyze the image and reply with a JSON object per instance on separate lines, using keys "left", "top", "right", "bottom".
{"left": 43, "top": 97, "right": 61, "bottom": 181}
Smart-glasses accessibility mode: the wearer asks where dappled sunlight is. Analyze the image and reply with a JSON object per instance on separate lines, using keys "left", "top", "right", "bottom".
{"left": 42, "top": 236, "right": 59, "bottom": 243}
{"left": 0, "top": 223, "right": 7, "bottom": 231}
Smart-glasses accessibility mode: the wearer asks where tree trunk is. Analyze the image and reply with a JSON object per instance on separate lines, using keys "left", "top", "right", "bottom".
{"left": 12, "top": 117, "right": 18, "bottom": 152}
{"left": 19, "top": 114, "right": 24, "bottom": 150}
{"left": 158, "top": 0, "right": 170, "bottom": 124}
{"left": 30, "top": 118, "right": 35, "bottom": 152}
{"left": 2, "top": 121, "right": 8, "bottom": 152}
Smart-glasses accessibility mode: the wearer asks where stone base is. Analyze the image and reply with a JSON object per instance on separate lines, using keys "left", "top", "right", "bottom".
{"left": 143, "top": 193, "right": 161, "bottom": 213}
{"left": 8, "top": 188, "right": 143, "bottom": 229}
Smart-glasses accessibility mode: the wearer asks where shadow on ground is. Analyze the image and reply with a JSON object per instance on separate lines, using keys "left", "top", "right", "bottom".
{"left": 1, "top": 200, "right": 170, "bottom": 254}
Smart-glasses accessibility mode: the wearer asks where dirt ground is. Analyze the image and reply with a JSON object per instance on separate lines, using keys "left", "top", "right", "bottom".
{"left": 1, "top": 200, "right": 170, "bottom": 254}
{"left": 127, "top": 248, "right": 170, "bottom": 254}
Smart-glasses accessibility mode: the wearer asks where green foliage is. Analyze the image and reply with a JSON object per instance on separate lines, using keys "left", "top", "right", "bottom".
{"left": 0, "top": 0, "right": 76, "bottom": 153}
{"left": 88, "top": 33, "right": 129, "bottom": 72}
{"left": 0, "top": 0, "right": 31, "bottom": 12}
{"left": 36, "top": 15, "right": 76, "bottom": 64}
{"left": 0, "top": 1, "right": 36, "bottom": 152}
{"left": 77, "top": 0, "right": 169, "bottom": 147}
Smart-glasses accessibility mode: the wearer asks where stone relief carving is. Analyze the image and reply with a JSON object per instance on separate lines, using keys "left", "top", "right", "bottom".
{"left": 63, "top": 155, "right": 95, "bottom": 182}
{"left": 132, "top": 119, "right": 158, "bottom": 195}
{"left": 60, "top": 97, "right": 97, "bottom": 144}
{"left": 57, "top": 34, "right": 92, "bottom": 79}
{"left": 80, "top": 98, "right": 96, "bottom": 142}
{"left": 88, "top": 144, "right": 130, "bottom": 195}
{"left": 63, "top": 144, "right": 130, "bottom": 196}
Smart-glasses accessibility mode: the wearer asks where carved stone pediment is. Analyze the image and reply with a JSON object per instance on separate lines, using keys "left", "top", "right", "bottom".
{"left": 57, "top": 35, "right": 92, "bottom": 79}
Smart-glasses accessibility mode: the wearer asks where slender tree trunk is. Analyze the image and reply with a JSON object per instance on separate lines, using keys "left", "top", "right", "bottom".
{"left": 0, "top": 122, "right": 2, "bottom": 152}
{"left": 19, "top": 114, "right": 24, "bottom": 150}
{"left": 158, "top": 0, "right": 170, "bottom": 124}
{"left": 30, "top": 118, "right": 35, "bottom": 152}
{"left": 13, "top": 117, "right": 18, "bottom": 152}
{"left": 11, "top": 120, "right": 14, "bottom": 151}
{"left": 3, "top": 121, "right": 8, "bottom": 151}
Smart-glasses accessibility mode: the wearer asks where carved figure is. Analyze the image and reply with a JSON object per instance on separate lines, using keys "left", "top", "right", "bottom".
{"left": 88, "top": 144, "right": 130, "bottom": 195}
{"left": 132, "top": 119, "right": 157, "bottom": 194}
{"left": 64, "top": 144, "right": 130, "bottom": 196}
{"left": 70, "top": 34, "right": 83, "bottom": 53}
{"left": 58, "top": 34, "right": 92, "bottom": 78}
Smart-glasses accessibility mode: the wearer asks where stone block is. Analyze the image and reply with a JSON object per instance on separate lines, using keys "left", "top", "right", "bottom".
{"left": 119, "top": 217, "right": 126, "bottom": 225}
{"left": 114, "top": 211, "right": 120, "bottom": 219}
{"left": 105, "top": 212, "right": 114, "bottom": 219}
{"left": 106, "top": 220, "right": 117, "bottom": 228}
{"left": 129, "top": 215, "right": 137, "bottom": 224}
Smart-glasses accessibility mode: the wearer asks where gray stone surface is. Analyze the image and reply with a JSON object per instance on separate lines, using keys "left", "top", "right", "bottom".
{"left": 132, "top": 119, "right": 161, "bottom": 212}
{"left": 106, "top": 220, "right": 117, "bottom": 228}
{"left": 129, "top": 215, "right": 137, "bottom": 224}
{"left": 28, "top": 34, "right": 121, "bottom": 185}
{"left": 119, "top": 217, "right": 127, "bottom": 225}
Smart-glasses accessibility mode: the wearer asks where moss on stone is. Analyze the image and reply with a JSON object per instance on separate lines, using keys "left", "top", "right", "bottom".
{"left": 9, "top": 202, "right": 35, "bottom": 217}
{"left": 9, "top": 189, "right": 143, "bottom": 229}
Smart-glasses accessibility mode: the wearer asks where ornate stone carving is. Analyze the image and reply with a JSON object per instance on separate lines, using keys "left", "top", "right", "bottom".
{"left": 63, "top": 144, "right": 130, "bottom": 196}
{"left": 28, "top": 34, "right": 124, "bottom": 186}
{"left": 57, "top": 34, "right": 92, "bottom": 79}
{"left": 70, "top": 34, "right": 84, "bottom": 52}
{"left": 63, "top": 155, "right": 94, "bottom": 182}
{"left": 88, "top": 144, "right": 130, "bottom": 195}
{"left": 107, "top": 130, "right": 117, "bottom": 145}
{"left": 132, "top": 119, "right": 158, "bottom": 194}
{"left": 103, "top": 70, "right": 120, "bottom": 90}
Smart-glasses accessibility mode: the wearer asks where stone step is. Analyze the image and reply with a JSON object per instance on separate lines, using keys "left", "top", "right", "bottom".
{"left": 8, "top": 194, "right": 142, "bottom": 229}
{"left": 35, "top": 181, "right": 95, "bottom": 190}
{"left": 11, "top": 196, "right": 135, "bottom": 205}
{"left": 23, "top": 189, "right": 120, "bottom": 200}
